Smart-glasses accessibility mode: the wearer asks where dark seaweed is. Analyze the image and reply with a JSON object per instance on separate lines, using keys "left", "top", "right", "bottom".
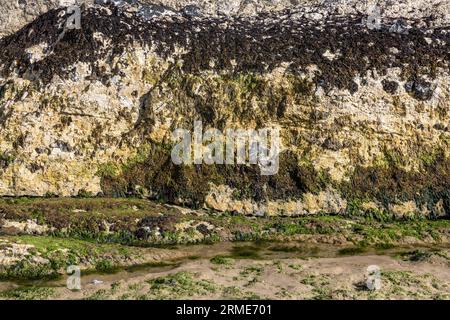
{"left": 0, "top": 5, "right": 448, "bottom": 96}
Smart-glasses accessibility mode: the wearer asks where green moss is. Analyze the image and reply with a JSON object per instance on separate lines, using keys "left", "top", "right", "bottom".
{"left": 346, "top": 199, "right": 393, "bottom": 222}
{"left": 0, "top": 287, "right": 55, "bottom": 300}
{"left": 1, "top": 260, "right": 59, "bottom": 281}
{"left": 299, "top": 274, "right": 335, "bottom": 300}
{"left": 97, "top": 162, "right": 121, "bottom": 178}
{"left": 420, "top": 153, "right": 438, "bottom": 167}
{"left": 146, "top": 272, "right": 217, "bottom": 299}
{"left": 210, "top": 255, "right": 235, "bottom": 265}
{"left": 274, "top": 222, "right": 310, "bottom": 235}
{"left": 381, "top": 270, "right": 420, "bottom": 287}
{"left": 346, "top": 199, "right": 363, "bottom": 216}
{"left": 270, "top": 216, "right": 339, "bottom": 236}
{"left": 240, "top": 265, "right": 264, "bottom": 278}
{"left": 350, "top": 219, "right": 450, "bottom": 244}
{"left": 0, "top": 152, "right": 15, "bottom": 168}
{"left": 382, "top": 147, "right": 405, "bottom": 167}
{"left": 223, "top": 73, "right": 266, "bottom": 95}
{"left": 76, "top": 189, "right": 94, "bottom": 198}
{"left": 95, "top": 259, "right": 118, "bottom": 273}
{"left": 0, "top": 235, "right": 144, "bottom": 280}
{"left": 44, "top": 192, "right": 59, "bottom": 198}
{"left": 85, "top": 289, "right": 111, "bottom": 300}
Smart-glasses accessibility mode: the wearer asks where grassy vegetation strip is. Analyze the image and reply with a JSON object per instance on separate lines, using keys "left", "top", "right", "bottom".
{"left": 0, "top": 198, "right": 449, "bottom": 247}
{"left": 0, "top": 235, "right": 173, "bottom": 280}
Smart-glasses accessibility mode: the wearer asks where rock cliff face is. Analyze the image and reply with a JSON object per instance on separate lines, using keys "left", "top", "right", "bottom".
{"left": 0, "top": 0, "right": 449, "bottom": 217}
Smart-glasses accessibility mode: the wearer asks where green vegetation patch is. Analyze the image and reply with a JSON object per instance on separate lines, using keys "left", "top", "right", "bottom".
{"left": 0, "top": 287, "right": 55, "bottom": 300}
{"left": 0, "top": 235, "right": 141, "bottom": 280}
{"left": 210, "top": 255, "right": 235, "bottom": 265}
{"left": 146, "top": 272, "right": 217, "bottom": 299}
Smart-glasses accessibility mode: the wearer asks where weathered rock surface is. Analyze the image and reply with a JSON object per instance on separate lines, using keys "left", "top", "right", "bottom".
{"left": 0, "top": 1, "right": 449, "bottom": 217}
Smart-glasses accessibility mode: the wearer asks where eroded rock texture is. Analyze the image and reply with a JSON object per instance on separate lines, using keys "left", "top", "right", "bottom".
{"left": 0, "top": 1, "right": 449, "bottom": 217}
